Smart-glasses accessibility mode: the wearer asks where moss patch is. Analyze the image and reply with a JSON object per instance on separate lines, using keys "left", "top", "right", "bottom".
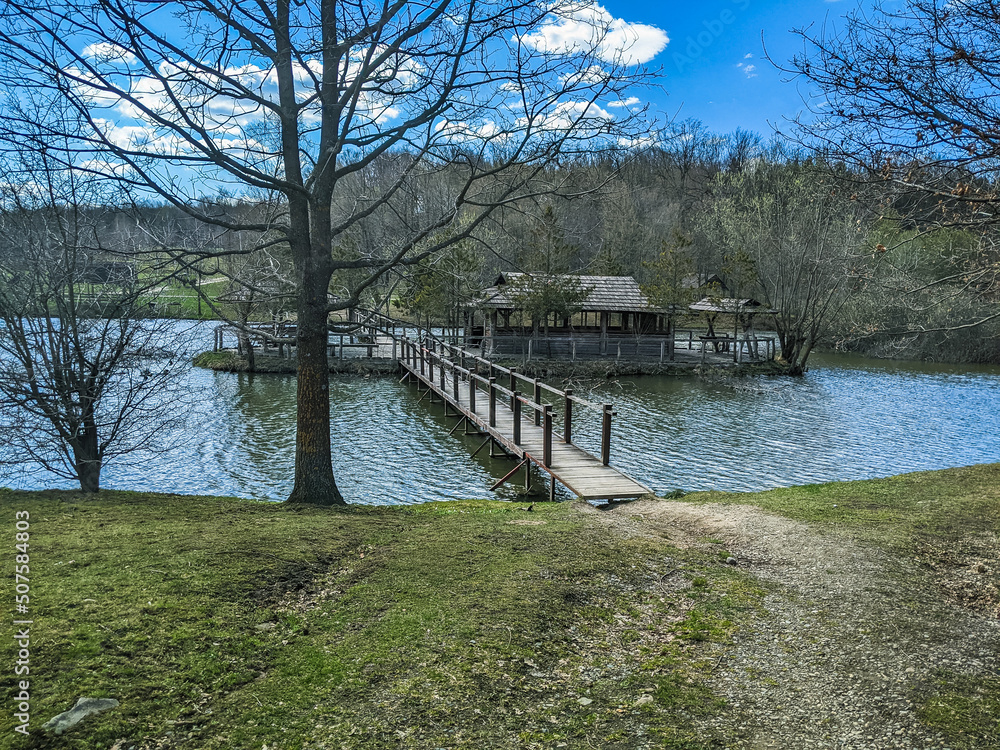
{"left": 914, "top": 672, "right": 1000, "bottom": 749}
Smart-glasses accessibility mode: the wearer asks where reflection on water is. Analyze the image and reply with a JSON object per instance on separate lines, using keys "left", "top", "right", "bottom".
{"left": 6, "top": 331, "right": 1000, "bottom": 502}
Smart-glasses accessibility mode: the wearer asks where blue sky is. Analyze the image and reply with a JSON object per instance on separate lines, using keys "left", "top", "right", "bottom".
{"left": 47, "top": 0, "right": 861, "bottom": 185}
{"left": 595, "top": 0, "right": 857, "bottom": 138}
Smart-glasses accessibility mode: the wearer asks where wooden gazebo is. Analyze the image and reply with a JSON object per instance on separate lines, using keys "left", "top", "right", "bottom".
{"left": 688, "top": 297, "right": 778, "bottom": 361}
{"left": 472, "top": 273, "right": 677, "bottom": 360}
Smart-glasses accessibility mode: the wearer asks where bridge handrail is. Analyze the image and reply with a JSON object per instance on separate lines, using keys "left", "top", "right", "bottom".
{"left": 361, "top": 310, "right": 605, "bottom": 411}
{"left": 396, "top": 334, "right": 617, "bottom": 457}
{"left": 410, "top": 337, "right": 596, "bottom": 411}
{"left": 429, "top": 337, "right": 602, "bottom": 411}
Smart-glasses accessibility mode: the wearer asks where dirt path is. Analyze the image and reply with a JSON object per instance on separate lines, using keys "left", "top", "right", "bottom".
{"left": 594, "top": 500, "right": 1000, "bottom": 749}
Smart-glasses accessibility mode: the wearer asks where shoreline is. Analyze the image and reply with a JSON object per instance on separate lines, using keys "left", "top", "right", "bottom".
{"left": 192, "top": 349, "right": 793, "bottom": 378}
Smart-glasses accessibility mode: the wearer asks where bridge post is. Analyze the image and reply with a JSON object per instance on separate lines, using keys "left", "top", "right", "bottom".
{"left": 488, "top": 377, "right": 497, "bottom": 428}
{"left": 543, "top": 405, "right": 553, "bottom": 467}
{"left": 439, "top": 355, "right": 446, "bottom": 391}
{"left": 509, "top": 367, "right": 517, "bottom": 411}
{"left": 469, "top": 372, "right": 477, "bottom": 412}
{"left": 427, "top": 346, "right": 433, "bottom": 381}
{"left": 533, "top": 379, "right": 542, "bottom": 426}
{"left": 452, "top": 367, "right": 459, "bottom": 401}
{"left": 601, "top": 404, "right": 612, "bottom": 466}
{"left": 419, "top": 342, "right": 425, "bottom": 377}
{"left": 563, "top": 389, "right": 573, "bottom": 443}
{"left": 512, "top": 392, "right": 521, "bottom": 445}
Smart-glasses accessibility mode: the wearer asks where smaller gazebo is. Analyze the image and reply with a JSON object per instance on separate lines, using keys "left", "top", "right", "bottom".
{"left": 688, "top": 297, "right": 778, "bottom": 361}
{"left": 472, "top": 273, "right": 677, "bottom": 360}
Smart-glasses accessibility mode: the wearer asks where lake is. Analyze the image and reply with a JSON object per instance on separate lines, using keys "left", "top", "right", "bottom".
{"left": 5, "top": 325, "right": 1000, "bottom": 502}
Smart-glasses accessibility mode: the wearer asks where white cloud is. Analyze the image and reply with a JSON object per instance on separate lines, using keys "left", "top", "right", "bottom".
{"left": 608, "top": 96, "right": 641, "bottom": 108}
{"left": 736, "top": 62, "right": 757, "bottom": 79}
{"left": 82, "top": 42, "right": 138, "bottom": 65}
{"left": 521, "top": 99, "right": 616, "bottom": 135}
{"left": 522, "top": 2, "right": 668, "bottom": 65}
{"left": 434, "top": 118, "right": 506, "bottom": 145}
{"left": 560, "top": 64, "right": 609, "bottom": 85}
{"left": 69, "top": 44, "right": 417, "bottom": 164}
{"left": 78, "top": 158, "right": 136, "bottom": 179}
{"left": 618, "top": 131, "right": 658, "bottom": 149}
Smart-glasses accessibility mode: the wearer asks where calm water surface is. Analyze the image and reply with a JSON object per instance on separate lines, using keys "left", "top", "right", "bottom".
{"left": 570, "top": 353, "right": 1000, "bottom": 494}
{"left": 8, "top": 328, "right": 1000, "bottom": 501}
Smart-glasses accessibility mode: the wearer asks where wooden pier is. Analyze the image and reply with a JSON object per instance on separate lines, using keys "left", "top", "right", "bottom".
{"left": 397, "top": 335, "right": 652, "bottom": 502}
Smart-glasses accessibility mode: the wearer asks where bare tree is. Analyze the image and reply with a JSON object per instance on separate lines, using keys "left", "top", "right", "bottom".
{"left": 786, "top": 0, "right": 1000, "bottom": 209}
{"left": 0, "top": 137, "right": 192, "bottom": 493}
{"left": 702, "top": 161, "right": 867, "bottom": 374}
{"left": 641, "top": 231, "right": 695, "bottom": 310}
{"left": 782, "top": 0, "right": 1000, "bottom": 337}
{"left": 215, "top": 245, "right": 296, "bottom": 372}
{"left": 0, "top": 0, "right": 660, "bottom": 505}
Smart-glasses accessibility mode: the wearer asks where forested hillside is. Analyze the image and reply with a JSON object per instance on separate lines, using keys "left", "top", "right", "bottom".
{"left": 45, "top": 119, "right": 1000, "bottom": 366}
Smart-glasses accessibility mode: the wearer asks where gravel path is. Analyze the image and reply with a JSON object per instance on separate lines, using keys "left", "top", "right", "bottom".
{"left": 601, "top": 500, "right": 1000, "bottom": 749}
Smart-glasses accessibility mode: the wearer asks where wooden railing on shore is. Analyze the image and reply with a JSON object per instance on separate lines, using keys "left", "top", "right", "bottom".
{"left": 484, "top": 329, "right": 777, "bottom": 363}
{"left": 214, "top": 307, "right": 777, "bottom": 367}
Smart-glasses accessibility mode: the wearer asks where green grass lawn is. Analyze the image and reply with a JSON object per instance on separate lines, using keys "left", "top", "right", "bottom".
{"left": 0, "top": 493, "right": 761, "bottom": 749}
{"left": 1, "top": 464, "right": 997, "bottom": 749}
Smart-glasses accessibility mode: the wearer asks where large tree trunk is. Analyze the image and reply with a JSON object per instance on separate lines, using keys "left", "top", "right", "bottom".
{"left": 286, "top": 267, "right": 344, "bottom": 505}
{"left": 238, "top": 331, "right": 256, "bottom": 372}
{"left": 71, "top": 427, "right": 101, "bottom": 493}
{"left": 779, "top": 331, "right": 810, "bottom": 376}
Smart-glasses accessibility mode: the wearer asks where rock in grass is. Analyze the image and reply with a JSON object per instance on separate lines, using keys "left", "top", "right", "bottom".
{"left": 42, "top": 697, "right": 119, "bottom": 734}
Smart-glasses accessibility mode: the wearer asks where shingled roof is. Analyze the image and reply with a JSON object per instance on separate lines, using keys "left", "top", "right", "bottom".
{"left": 478, "top": 273, "right": 661, "bottom": 313}
{"left": 688, "top": 297, "right": 777, "bottom": 315}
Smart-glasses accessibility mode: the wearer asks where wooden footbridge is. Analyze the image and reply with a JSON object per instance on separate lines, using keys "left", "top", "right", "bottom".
{"left": 395, "top": 333, "right": 652, "bottom": 502}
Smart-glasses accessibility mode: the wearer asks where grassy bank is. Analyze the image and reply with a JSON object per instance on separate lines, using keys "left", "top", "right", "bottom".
{"left": 1, "top": 464, "right": 997, "bottom": 748}
{"left": 0, "top": 492, "right": 761, "bottom": 749}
